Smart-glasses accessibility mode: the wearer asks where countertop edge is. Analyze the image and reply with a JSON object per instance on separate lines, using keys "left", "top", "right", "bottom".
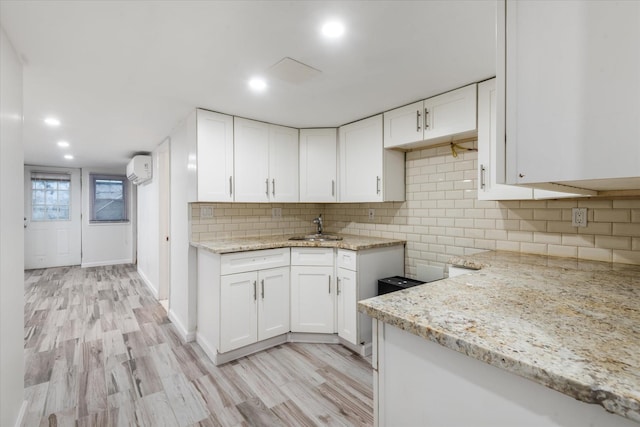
{"left": 191, "top": 235, "right": 406, "bottom": 254}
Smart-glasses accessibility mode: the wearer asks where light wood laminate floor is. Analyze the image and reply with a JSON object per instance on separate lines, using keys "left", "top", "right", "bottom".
{"left": 23, "top": 264, "right": 374, "bottom": 426}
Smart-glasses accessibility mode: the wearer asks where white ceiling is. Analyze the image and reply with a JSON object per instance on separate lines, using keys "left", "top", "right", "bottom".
{"left": 0, "top": 0, "right": 496, "bottom": 169}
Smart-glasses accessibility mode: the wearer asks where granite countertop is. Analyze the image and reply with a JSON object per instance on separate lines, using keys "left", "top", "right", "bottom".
{"left": 191, "top": 234, "right": 405, "bottom": 254}
{"left": 359, "top": 250, "right": 640, "bottom": 422}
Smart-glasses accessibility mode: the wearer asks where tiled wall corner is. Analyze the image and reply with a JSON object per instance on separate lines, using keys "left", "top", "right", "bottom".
{"left": 190, "top": 142, "right": 640, "bottom": 276}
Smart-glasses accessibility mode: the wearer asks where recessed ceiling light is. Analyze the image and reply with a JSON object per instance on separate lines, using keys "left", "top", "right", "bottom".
{"left": 44, "top": 117, "right": 61, "bottom": 126}
{"left": 248, "top": 77, "right": 267, "bottom": 92}
{"left": 321, "top": 21, "right": 345, "bottom": 38}
{"left": 57, "top": 141, "right": 70, "bottom": 148}
{"left": 64, "top": 154, "right": 74, "bottom": 160}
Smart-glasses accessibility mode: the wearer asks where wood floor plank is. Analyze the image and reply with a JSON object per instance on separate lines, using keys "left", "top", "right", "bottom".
{"left": 160, "top": 373, "right": 209, "bottom": 426}
{"left": 270, "top": 399, "right": 318, "bottom": 427}
{"left": 236, "top": 396, "right": 284, "bottom": 427}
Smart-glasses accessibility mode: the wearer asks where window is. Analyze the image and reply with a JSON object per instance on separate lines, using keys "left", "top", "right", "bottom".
{"left": 31, "top": 172, "right": 71, "bottom": 221}
{"left": 90, "top": 174, "right": 129, "bottom": 223}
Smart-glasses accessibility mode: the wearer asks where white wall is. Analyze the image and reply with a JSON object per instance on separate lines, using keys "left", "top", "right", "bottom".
{"left": 81, "top": 167, "right": 135, "bottom": 267}
{"left": 169, "top": 115, "right": 197, "bottom": 341}
{"left": 0, "top": 25, "right": 26, "bottom": 427}
{"left": 136, "top": 149, "right": 160, "bottom": 298}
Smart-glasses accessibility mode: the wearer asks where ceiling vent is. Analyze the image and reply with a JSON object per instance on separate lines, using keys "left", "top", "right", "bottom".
{"left": 267, "top": 57, "right": 322, "bottom": 84}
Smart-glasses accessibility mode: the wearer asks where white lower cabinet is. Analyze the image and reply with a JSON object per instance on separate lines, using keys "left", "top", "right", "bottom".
{"left": 336, "top": 267, "right": 357, "bottom": 345}
{"left": 196, "top": 247, "right": 290, "bottom": 361}
{"left": 219, "top": 267, "right": 290, "bottom": 353}
{"left": 197, "top": 244, "right": 404, "bottom": 364}
{"left": 290, "top": 248, "right": 335, "bottom": 333}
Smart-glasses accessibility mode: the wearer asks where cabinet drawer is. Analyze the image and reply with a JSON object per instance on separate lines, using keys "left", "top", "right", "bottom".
{"left": 337, "top": 249, "right": 357, "bottom": 271}
{"left": 291, "top": 247, "right": 334, "bottom": 266}
{"left": 221, "top": 248, "right": 290, "bottom": 275}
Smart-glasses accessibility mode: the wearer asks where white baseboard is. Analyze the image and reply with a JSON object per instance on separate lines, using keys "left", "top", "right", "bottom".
{"left": 168, "top": 309, "right": 196, "bottom": 343}
{"left": 81, "top": 258, "right": 133, "bottom": 268}
{"left": 137, "top": 268, "right": 159, "bottom": 299}
{"left": 14, "top": 400, "right": 28, "bottom": 427}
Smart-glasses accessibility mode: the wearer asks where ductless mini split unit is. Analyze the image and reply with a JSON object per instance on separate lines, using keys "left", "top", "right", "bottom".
{"left": 126, "top": 155, "right": 152, "bottom": 185}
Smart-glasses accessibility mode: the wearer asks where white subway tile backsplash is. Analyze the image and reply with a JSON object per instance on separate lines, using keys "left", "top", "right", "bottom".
{"left": 190, "top": 145, "right": 640, "bottom": 268}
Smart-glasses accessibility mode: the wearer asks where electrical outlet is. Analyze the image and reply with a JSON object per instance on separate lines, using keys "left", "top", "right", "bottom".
{"left": 368, "top": 209, "right": 375, "bottom": 220}
{"left": 272, "top": 207, "right": 282, "bottom": 219}
{"left": 572, "top": 207, "right": 587, "bottom": 227}
{"left": 201, "top": 206, "right": 213, "bottom": 219}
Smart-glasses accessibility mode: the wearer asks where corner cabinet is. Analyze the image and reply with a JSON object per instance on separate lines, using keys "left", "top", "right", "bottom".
{"left": 503, "top": 0, "right": 640, "bottom": 192}
{"left": 339, "top": 115, "right": 405, "bottom": 202}
{"left": 384, "top": 84, "right": 477, "bottom": 150}
{"left": 234, "top": 117, "right": 299, "bottom": 202}
{"left": 299, "top": 128, "right": 337, "bottom": 202}
{"left": 187, "top": 109, "right": 235, "bottom": 202}
{"left": 290, "top": 248, "right": 335, "bottom": 333}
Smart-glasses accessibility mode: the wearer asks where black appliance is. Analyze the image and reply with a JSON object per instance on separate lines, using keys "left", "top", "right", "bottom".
{"left": 377, "top": 276, "right": 425, "bottom": 295}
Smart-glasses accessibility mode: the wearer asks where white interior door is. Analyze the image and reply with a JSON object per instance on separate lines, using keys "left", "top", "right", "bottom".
{"left": 158, "top": 141, "right": 171, "bottom": 300}
{"left": 24, "top": 166, "right": 81, "bottom": 269}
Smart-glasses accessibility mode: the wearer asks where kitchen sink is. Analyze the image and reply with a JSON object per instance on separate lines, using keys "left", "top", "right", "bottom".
{"left": 288, "top": 234, "right": 343, "bottom": 242}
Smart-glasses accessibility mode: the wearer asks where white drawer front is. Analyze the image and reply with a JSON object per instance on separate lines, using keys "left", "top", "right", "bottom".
{"left": 291, "top": 247, "right": 335, "bottom": 266}
{"left": 337, "top": 249, "right": 357, "bottom": 271}
{"left": 221, "top": 248, "right": 290, "bottom": 275}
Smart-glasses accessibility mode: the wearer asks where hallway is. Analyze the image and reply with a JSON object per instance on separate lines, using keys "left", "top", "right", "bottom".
{"left": 22, "top": 265, "right": 373, "bottom": 426}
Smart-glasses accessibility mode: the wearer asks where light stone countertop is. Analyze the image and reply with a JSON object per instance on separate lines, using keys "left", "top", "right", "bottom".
{"left": 191, "top": 234, "right": 405, "bottom": 254}
{"left": 358, "top": 250, "right": 640, "bottom": 423}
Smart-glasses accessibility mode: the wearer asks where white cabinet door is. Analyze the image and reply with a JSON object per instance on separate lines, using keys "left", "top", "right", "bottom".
{"left": 220, "top": 271, "right": 258, "bottom": 352}
{"left": 423, "top": 84, "right": 477, "bottom": 142}
{"left": 257, "top": 267, "right": 290, "bottom": 341}
{"left": 339, "top": 115, "right": 384, "bottom": 202}
{"left": 290, "top": 266, "right": 335, "bottom": 333}
{"left": 269, "top": 124, "right": 299, "bottom": 202}
{"left": 196, "top": 109, "right": 234, "bottom": 202}
{"left": 299, "top": 128, "right": 337, "bottom": 202}
{"left": 337, "top": 268, "right": 358, "bottom": 345}
{"left": 383, "top": 101, "right": 424, "bottom": 148}
{"left": 234, "top": 117, "right": 270, "bottom": 202}
{"left": 505, "top": 0, "right": 640, "bottom": 189}
{"left": 478, "top": 79, "right": 533, "bottom": 201}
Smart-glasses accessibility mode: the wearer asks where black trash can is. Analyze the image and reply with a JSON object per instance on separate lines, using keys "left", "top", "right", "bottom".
{"left": 377, "top": 276, "right": 425, "bottom": 296}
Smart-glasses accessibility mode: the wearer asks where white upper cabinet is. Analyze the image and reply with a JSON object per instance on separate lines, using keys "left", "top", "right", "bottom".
{"left": 339, "top": 115, "right": 405, "bottom": 202}
{"left": 234, "top": 117, "right": 299, "bottom": 202}
{"left": 504, "top": 0, "right": 640, "bottom": 192}
{"left": 299, "top": 128, "right": 337, "bottom": 202}
{"left": 268, "top": 124, "right": 299, "bottom": 202}
{"left": 478, "top": 78, "right": 532, "bottom": 200}
{"left": 478, "top": 78, "right": 587, "bottom": 201}
{"left": 384, "top": 84, "right": 477, "bottom": 150}
{"left": 187, "top": 109, "right": 234, "bottom": 202}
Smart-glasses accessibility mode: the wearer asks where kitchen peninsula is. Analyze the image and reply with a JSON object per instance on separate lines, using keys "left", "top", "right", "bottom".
{"left": 360, "top": 251, "right": 640, "bottom": 426}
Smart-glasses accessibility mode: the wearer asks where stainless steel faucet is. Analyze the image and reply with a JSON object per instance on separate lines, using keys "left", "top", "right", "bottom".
{"left": 313, "top": 214, "right": 323, "bottom": 235}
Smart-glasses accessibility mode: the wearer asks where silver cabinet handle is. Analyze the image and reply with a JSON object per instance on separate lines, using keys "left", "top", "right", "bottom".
{"left": 328, "top": 275, "right": 331, "bottom": 294}
{"left": 253, "top": 281, "right": 257, "bottom": 301}
{"left": 480, "top": 165, "right": 486, "bottom": 189}
{"left": 337, "top": 277, "right": 341, "bottom": 295}
{"left": 424, "top": 108, "right": 429, "bottom": 129}
{"left": 229, "top": 176, "right": 233, "bottom": 196}
{"left": 416, "top": 110, "right": 421, "bottom": 132}
{"left": 376, "top": 176, "right": 381, "bottom": 195}
{"left": 261, "top": 279, "right": 265, "bottom": 299}
{"left": 272, "top": 179, "right": 275, "bottom": 197}
{"left": 265, "top": 179, "right": 269, "bottom": 197}
{"left": 332, "top": 180, "right": 335, "bottom": 197}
